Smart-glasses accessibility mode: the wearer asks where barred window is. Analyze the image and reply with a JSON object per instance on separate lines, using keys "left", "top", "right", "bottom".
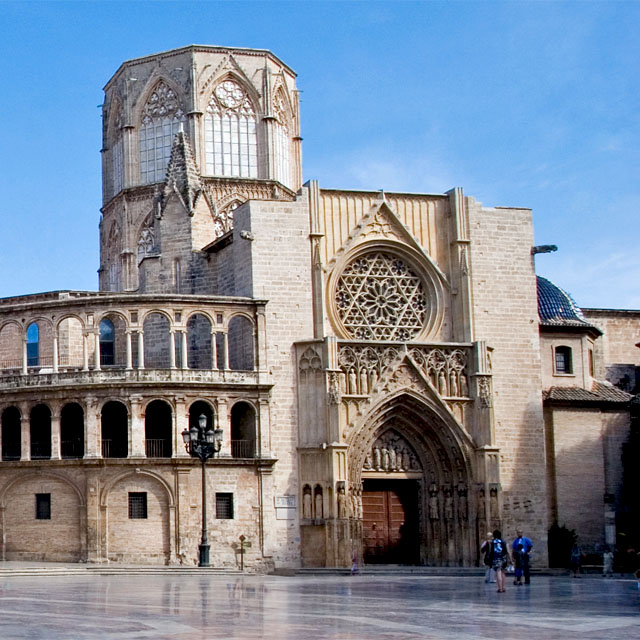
{"left": 36, "top": 493, "right": 51, "bottom": 520}
{"left": 216, "top": 492, "right": 234, "bottom": 519}
{"left": 554, "top": 346, "right": 573, "bottom": 374}
{"left": 128, "top": 492, "right": 148, "bottom": 519}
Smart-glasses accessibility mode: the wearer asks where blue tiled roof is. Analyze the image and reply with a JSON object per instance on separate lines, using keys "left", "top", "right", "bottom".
{"left": 537, "top": 276, "right": 599, "bottom": 331}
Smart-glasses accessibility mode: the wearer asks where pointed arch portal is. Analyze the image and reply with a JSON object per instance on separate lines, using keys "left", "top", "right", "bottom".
{"left": 350, "top": 393, "right": 475, "bottom": 566}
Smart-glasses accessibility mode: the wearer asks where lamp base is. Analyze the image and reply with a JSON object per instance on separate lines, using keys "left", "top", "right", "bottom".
{"left": 199, "top": 543, "right": 210, "bottom": 567}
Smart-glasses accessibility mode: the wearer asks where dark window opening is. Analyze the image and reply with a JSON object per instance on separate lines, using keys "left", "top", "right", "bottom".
{"left": 99, "top": 318, "right": 115, "bottom": 366}
{"left": 554, "top": 346, "right": 573, "bottom": 374}
{"left": 128, "top": 492, "right": 147, "bottom": 519}
{"left": 216, "top": 493, "right": 234, "bottom": 519}
{"left": 36, "top": 493, "right": 51, "bottom": 520}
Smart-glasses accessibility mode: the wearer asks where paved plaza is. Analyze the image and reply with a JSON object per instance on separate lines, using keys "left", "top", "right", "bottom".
{"left": 0, "top": 572, "right": 637, "bottom": 639}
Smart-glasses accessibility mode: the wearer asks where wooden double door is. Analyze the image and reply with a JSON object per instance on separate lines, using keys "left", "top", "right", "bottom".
{"left": 362, "top": 479, "right": 420, "bottom": 565}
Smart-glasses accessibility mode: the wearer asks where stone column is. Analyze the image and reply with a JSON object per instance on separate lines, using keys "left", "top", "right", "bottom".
{"left": 211, "top": 331, "right": 218, "bottom": 370}
{"left": 50, "top": 406, "right": 61, "bottom": 460}
{"left": 217, "top": 398, "right": 231, "bottom": 457}
{"left": 125, "top": 331, "right": 133, "bottom": 370}
{"left": 84, "top": 397, "right": 101, "bottom": 458}
{"left": 137, "top": 331, "right": 145, "bottom": 369}
{"left": 181, "top": 331, "right": 188, "bottom": 369}
{"left": 174, "top": 397, "right": 190, "bottom": 458}
{"left": 169, "top": 331, "right": 176, "bottom": 369}
{"left": 21, "top": 339, "right": 27, "bottom": 375}
{"left": 221, "top": 332, "right": 229, "bottom": 371}
{"left": 94, "top": 332, "right": 101, "bottom": 371}
{"left": 20, "top": 402, "right": 30, "bottom": 461}
{"left": 130, "top": 396, "right": 145, "bottom": 457}
{"left": 52, "top": 335, "right": 59, "bottom": 373}
{"left": 82, "top": 333, "right": 89, "bottom": 371}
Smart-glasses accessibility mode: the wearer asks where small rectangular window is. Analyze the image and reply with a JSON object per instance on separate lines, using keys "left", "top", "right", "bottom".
{"left": 128, "top": 492, "right": 148, "bottom": 519}
{"left": 589, "top": 349, "right": 595, "bottom": 376}
{"left": 36, "top": 493, "right": 51, "bottom": 520}
{"left": 554, "top": 346, "right": 573, "bottom": 374}
{"left": 216, "top": 493, "right": 234, "bottom": 519}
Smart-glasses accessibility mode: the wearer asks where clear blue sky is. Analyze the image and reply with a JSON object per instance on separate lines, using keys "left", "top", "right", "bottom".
{"left": 0, "top": 0, "right": 638, "bottom": 308}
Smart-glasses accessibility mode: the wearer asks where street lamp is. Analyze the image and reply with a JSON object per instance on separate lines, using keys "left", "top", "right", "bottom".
{"left": 182, "top": 413, "right": 223, "bottom": 567}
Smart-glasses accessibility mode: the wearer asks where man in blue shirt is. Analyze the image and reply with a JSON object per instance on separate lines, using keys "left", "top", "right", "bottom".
{"left": 512, "top": 529, "right": 533, "bottom": 584}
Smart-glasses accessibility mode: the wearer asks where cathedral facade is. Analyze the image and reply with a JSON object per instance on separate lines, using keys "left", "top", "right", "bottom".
{"left": 0, "top": 45, "right": 634, "bottom": 569}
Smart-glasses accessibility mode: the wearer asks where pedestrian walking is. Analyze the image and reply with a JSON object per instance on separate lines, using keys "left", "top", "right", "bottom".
{"left": 512, "top": 529, "right": 533, "bottom": 584}
{"left": 480, "top": 532, "right": 496, "bottom": 583}
{"left": 491, "top": 529, "right": 511, "bottom": 593}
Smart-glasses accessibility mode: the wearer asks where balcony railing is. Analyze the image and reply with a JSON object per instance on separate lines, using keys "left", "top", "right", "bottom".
{"left": 61, "top": 439, "right": 84, "bottom": 459}
{"left": 145, "top": 439, "right": 172, "bottom": 458}
{"left": 231, "top": 439, "right": 255, "bottom": 459}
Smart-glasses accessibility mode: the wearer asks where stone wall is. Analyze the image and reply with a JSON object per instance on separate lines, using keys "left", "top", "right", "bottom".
{"left": 467, "top": 198, "right": 548, "bottom": 555}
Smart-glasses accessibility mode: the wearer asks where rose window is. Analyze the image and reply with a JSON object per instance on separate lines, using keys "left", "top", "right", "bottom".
{"left": 335, "top": 252, "right": 428, "bottom": 341}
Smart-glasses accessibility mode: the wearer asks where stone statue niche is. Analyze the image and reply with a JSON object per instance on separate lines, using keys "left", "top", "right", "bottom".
{"left": 314, "top": 484, "right": 324, "bottom": 520}
{"left": 362, "top": 430, "right": 421, "bottom": 473}
{"left": 302, "top": 484, "right": 312, "bottom": 520}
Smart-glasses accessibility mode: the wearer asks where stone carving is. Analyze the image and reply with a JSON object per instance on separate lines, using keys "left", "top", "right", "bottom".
{"left": 314, "top": 487, "right": 323, "bottom": 519}
{"left": 137, "top": 217, "right": 155, "bottom": 259}
{"left": 213, "top": 199, "right": 242, "bottom": 238}
{"left": 360, "top": 209, "right": 397, "bottom": 240}
{"left": 444, "top": 486, "right": 454, "bottom": 520}
{"left": 337, "top": 483, "right": 348, "bottom": 519}
{"left": 334, "top": 251, "right": 427, "bottom": 341}
{"left": 327, "top": 371, "right": 341, "bottom": 405}
{"left": 363, "top": 430, "right": 420, "bottom": 473}
{"left": 142, "top": 81, "right": 184, "bottom": 121}
{"left": 428, "top": 481, "right": 440, "bottom": 520}
{"left": 299, "top": 347, "right": 322, "bottom": 379}
{"left": 477, "top": 376, "right": 492, "bottom": 408}
{"left": 337, "top": 344, "right": 469, "bottom": 400}
{"left": 490, "top": 487, "right": 499, "bottom": 520}
{"left": 457, "top": 482, "right": 468, "bottom": 521}
{"left": 302, "top": 485, "right": 312, "bottom": 519}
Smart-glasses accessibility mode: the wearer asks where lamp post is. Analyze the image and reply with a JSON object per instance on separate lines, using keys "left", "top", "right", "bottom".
{"left": 182, "top": 413, "right": 223, "bottom": 567}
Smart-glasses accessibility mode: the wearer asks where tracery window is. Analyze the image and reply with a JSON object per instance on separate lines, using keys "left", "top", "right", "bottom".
{"left": 335, "top": 252, "right": 428, "bottom": 341}
{"left": 139, "top": 81, "right": 185, "bottom": 184}
{"left": 273, "top": 90, "right": 290, "bottom": 187}
{"left": 205, "top": 79, "right": 257, "bottom": 178}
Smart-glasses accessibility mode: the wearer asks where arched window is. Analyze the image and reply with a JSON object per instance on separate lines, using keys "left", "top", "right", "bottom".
{"left": 554, "top": 346, "right": 573, "bottom": 374}
{"left": 30, "top": 404, "right": 51, "bottom": 460}
{"left": 273, "top": 89, "right": 290, "bottom": 187}
{"left": 228, "top": 316, "right": 254, "bottom": 371}
{"left": 1, "top": 406, "right": 21, "bottom": 461}
{"left": 26, "top": 323, "right": 39, "bottom": 367}
{"left": 99, "top": 318, "right": 115, "bottom": 366}
{"left": 145, "top": 400, "right": 172, "bottom": 458}
{"left": 231, "top": 402, "right": 256, "bottom": 458}
{"left": 101, "top": 401, "right": 128, "bottom": 458}
{"left": 61, "top": 403, "right": 84, "bottom": 459}
{"left": 186, "top": 313, "right": 212, "bottom": 370}
{"left": 139, "top": 81, "right": 185, "bottom": 184}
{"left": 189, "top": 401, "right": 215, "bottom": 432}
{"left": 205, "top": 78, "right": 257, "bottom": 178}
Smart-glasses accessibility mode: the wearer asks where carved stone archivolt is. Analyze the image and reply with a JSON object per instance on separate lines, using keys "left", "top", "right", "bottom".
{"left": 362, "top": 430, "right": 421, "bottom": 474}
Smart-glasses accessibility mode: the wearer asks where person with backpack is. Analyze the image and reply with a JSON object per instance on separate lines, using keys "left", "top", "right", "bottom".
{"left": 491, "top": 529, "right": 511, "bottom": 593}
